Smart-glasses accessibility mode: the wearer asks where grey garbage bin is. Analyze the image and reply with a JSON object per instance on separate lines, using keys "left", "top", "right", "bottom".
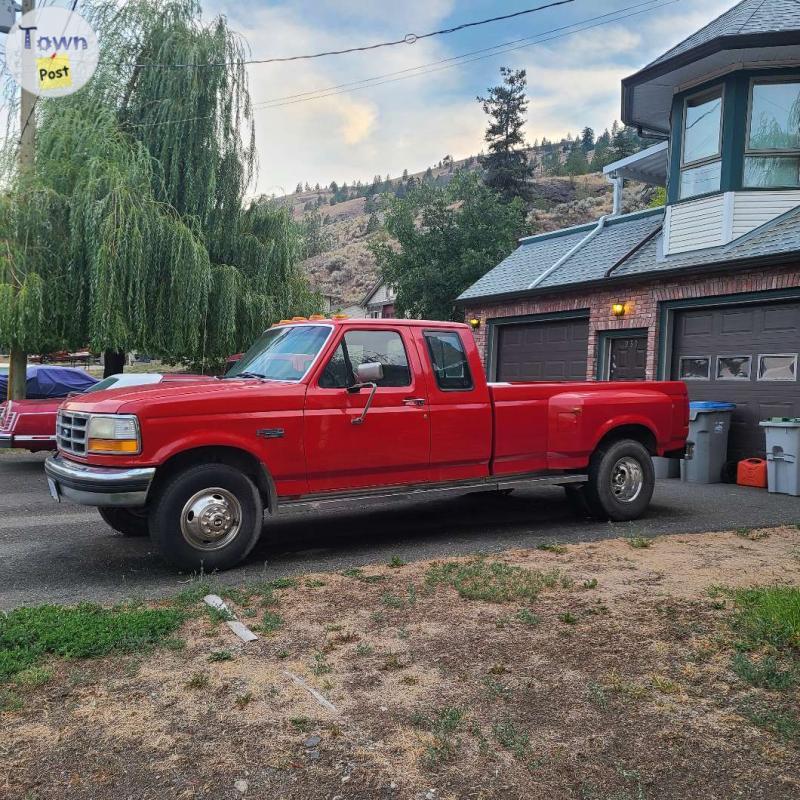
{"left": 759, "top": 418, "right": 800, "bottom": 496}
{"left": 681, "top": 401, "right": 736, "bottom": 484}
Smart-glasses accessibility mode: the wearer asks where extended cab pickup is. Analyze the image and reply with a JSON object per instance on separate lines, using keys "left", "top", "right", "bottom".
{"left": 45, "top": 319, "right": 689, "bottom": 570}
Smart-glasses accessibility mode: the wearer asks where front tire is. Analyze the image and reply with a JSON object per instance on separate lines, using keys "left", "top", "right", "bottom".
{"left": 584, "top": 439, "right": 654, "bottom": 522}
{"left": 149, "top": 463, "right": 263, "bottom": 571}
{"left": 98, "top": 506, "right": 150, "bottom": 537}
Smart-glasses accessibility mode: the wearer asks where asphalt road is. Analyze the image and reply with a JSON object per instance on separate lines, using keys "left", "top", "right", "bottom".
{"left": 2, "top": 450, "right": 800, "bottom": 609}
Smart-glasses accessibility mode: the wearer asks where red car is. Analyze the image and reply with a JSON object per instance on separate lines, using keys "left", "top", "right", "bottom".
{"left": 1, "top": 372, "right": 206, "bottom": 452}
{"left": 45, "top": 318, "right": 689, "bottom": 571}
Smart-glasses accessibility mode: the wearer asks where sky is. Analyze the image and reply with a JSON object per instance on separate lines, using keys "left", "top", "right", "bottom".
{"left": 2, "top": 0, "right": 734, "bottom": 195}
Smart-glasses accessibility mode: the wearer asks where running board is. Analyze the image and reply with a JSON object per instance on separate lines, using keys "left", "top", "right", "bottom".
{"left": 278, "top": 473, "right": 587, "bottom": 512}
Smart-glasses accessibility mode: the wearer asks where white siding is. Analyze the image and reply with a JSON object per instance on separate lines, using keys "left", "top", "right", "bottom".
{"left": 665, "top": 194, "right": 725, "bottom": 254}
{"left": 664, "top": 190, "right": 800, "bottom": 255}
{"left": 731, "top": 191, "right": 800, "bottom": 239}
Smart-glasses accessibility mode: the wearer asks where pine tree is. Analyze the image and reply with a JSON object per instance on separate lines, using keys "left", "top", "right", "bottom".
{"left": 580, "top": 127, "right": 595, "bottom": 152}
{"left": 477, "top": 68, "right": 534, "bottom": 203}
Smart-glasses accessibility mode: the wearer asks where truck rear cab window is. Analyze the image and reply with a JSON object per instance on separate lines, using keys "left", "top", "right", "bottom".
{"left": 424, "top": 331, "right": 473, "bottom": 391}
{"left": 319, "top": 330, "right": 411, "bottom": 388}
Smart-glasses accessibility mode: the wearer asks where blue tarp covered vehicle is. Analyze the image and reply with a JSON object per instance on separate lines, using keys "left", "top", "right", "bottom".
{"left": 0, "top": 366, "right": 98, "bottom": 399}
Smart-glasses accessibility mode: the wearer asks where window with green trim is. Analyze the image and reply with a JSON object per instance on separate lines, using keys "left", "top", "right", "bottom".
{"left": 680, "top": 87, "right": 723, "bottom": 199}
{"left": 744, "top": 79, "right": 800, "bottom": 188}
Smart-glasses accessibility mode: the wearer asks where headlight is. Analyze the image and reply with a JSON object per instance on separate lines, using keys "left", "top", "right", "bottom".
{"left": 87, "top": 414, "right": 141, "bottom": 454}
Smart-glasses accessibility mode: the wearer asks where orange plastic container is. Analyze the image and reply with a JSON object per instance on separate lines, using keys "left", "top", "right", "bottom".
{"left": 737, "top": 458, "right": 768, "bottom": 488}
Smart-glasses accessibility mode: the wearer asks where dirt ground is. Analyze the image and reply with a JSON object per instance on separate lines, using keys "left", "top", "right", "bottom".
{"left": 2, "top": 526, "right": 800, "bottom": 800}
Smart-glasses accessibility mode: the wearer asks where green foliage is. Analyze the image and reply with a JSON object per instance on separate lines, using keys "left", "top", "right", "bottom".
{"left": 730, "top": 586, "right": 800, "bottom": 652}
{"left": 0, "top": 603, "right": 184, "bottom": 681}
{"left": 373, "top": 171, "right": 525, "bottom": 320}
{"left": 0, "top": 0, "right": 318, "bottom": 359}
{"left": 478, "top": 68, "right": 534, "bottom": 203}
{"left": 425, "top": 559, "right": 558, "bottom": 603}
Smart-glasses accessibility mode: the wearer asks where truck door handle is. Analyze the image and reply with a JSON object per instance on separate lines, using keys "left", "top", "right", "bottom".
{"left": 403, "top": 397, "right": 426, "bottom": 407}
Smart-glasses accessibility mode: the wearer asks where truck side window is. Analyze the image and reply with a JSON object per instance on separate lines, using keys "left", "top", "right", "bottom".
{"left": 319, "top": 331, "right": 411, "bottom": 388}
{"left": 424, "top": 331, "right": 473, "bottom": 391}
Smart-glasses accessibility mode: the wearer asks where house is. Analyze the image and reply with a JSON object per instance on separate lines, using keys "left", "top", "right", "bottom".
{"left": 458, "top": 0, "right": 800, "bottom": 462}
{"left": 362, "top": 280, "right": 397, "bottom": 318}
{"left": 321, "top": 293, "right": 366, "bottom": 318}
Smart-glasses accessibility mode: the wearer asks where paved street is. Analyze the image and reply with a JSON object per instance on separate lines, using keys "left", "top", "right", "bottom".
{"left": 2, "top": 450, "right": 799, "bottom": 609}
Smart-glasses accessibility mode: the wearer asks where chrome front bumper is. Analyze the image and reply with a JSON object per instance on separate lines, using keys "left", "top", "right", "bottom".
{"left": 44, "top": 454, "right": 155, "bottom": 507}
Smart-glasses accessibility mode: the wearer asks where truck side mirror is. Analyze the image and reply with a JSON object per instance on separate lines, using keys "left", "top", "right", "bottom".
{"left": 355, "top": 362, "right": 383, "bottom": 384}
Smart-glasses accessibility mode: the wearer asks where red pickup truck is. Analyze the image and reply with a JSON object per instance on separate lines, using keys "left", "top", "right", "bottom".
{"left": 45, "top": 319, "right": 688, "bottom": 571}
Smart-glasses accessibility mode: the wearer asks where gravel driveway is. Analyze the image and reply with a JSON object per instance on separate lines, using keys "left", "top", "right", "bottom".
{"left": 2, "top": 451, "right": 799, "bottom": 609}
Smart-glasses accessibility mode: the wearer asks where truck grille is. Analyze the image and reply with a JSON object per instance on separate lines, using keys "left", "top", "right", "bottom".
{"left": 57, "top": 410, "right": 90, "bottom": 456}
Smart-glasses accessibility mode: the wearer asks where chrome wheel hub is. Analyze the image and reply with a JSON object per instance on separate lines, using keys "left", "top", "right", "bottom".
{"left": 180, "top": 487, "right": 242, "bottom": 551}
{"left": 610, "top": 457, "right": 644, "bottom": 503}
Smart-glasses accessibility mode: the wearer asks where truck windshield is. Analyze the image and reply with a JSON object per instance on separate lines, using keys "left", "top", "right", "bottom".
{"left": 225, "top": 324, "right": 332, "bottom": 382}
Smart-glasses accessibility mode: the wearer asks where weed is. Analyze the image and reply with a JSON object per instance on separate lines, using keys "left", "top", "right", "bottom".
{"left": 413, "top": 706, "right": 465, "bottom": 767}
{"left": 269, "top": 578, "right": 298, "bottom": 590}
{"left": 582, "top": 579, "right": 599, "bottom": 590}
{"left": 371, "top": 611, "right": 387, "bottom": 625}
{"left": 208, "top": 650, "right": 233, "bottom": 663}
{"left": 537, "top": 542, "right": 567, "bottom": 554}
{"left": 276, "top": 649, "right": 289, "bottom": 659}
{"left": 312, "top": 652, "right": 332, "bottom": 676}
{"left": 381, "top": 653, "right": 407, "bottom": 671}
{"left": 605, "top": 670, "right": 649, "bottom": 700}
{"left": 206, "top": 605, "right": 235, "bottom": 624}
{"left": 163, "top": 637, "right": 187, "bottom": 651}
{"left": 492, "top": 717, "right": 530, "bottom": 758}
{"left": 401, "top": 675, "right": 419, "bottom": 686}
{"left": 185, "top": 672, "right": 209, "bottom": 690}
{"left": 587, "top": 682, "right": 608, "bottom": 710}
{"left": 235, "top": 692, "right": 253, "bottom": 710}
{"left": 425, "top": 559, "right": 558, "bottom": 603}
{"left": 740, "top": 704, "right": 800, "bottom": 743}
{"left": 709, "top": 600, "right": 726, "bottom": 610}
{"left": 342, "top": 568, "right": 386, "bottom": 584}
{"left": 731, "top": 653, "right": 796, "bottom": 690}
{"left": 333, "top": 631, "right": 359, "bottom": 644}
{"left": 326, "top": 624, "right": 343, "bottom": 632}
{"left": 483, "top": 677, "right": 512, "bottom": 699}
{"left": 627, "top": 536, "right": 653, "bottom": 549}
{"left": 0, "top": 686, "right": 23, "bottom": 712}
{"left": 397, "top": 627, "right": 410, "bottom": 640}
{"left": 0, "top": 603, "right": 184, "bottom": 681}
{"left": 735, "top": 527, "right": 769, "bottom": 541}
{"left": 242, "top": 607, "right": 257, "bottom": 618}
{"left": 516, "top": 608, "right": 540, "bottom": 626}
{"left": 559, "top": 612, "right": 578, "bottom": 625}
{"left": 388, "top": 556, "right": 407, "bottom": 569}
{"left": 290, "top": 716, "right": 312, "bottom": 732}
{"left": 650, "top": 674, "right": 680, "bottom": 694}
{"left": 355, "top": 643, "right": 374, "bottom": 657}
{"left": 488, "top": 663, "right": 508, "bottom": 675}
{"left": 261, "top": 611, "right": 284, "bottom": 635}
{"left": 12, "top": 666, "right": 53, "bottom": 689}
{"left": 305, "top": 579, "right": 326, "bottom": 588}
{"left": 381, "top": 592, "right": 405, "bottom": 609}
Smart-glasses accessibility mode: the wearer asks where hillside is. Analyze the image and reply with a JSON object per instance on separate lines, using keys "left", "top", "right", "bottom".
{"left": 281, "top": 154, "right": 658, "bottom": 307}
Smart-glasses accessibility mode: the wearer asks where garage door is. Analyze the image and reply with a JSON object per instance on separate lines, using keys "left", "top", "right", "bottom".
{"left": 671, "top": 300, "right": 800, "bottom": 461}
{"left": 496, "top": 316, "right": 589, "bottom": 381}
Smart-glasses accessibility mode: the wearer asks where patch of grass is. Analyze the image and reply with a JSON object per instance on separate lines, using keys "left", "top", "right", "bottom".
{"left": 735, "top": 527, "right": 769, "bottom": 541}
{"left": 536, "top": 542, "right": 567, "bottom": 554}
{"left": 0, "top": 603, "right": 184, "bottom": 681}
{"left": 731, "top": 653, "right": 796, "bottom": 690}
{"left": 730, "top": 586, "right": 800, "bottom": 652}
{"left": 650, "top": 674, "right": 681, "bottom": 694}
{"left": 516, "top": 608, "right": 540, "bottom": 626}
{"left": 12, "top": 666, "right": 53, "bottom": 689}
{"left": 305, "top": 579, "right": 326, "bottom": 588}
{"left": 740, "top": 704, "right": 800, "bottom": 743}
{"left": 559, "top": 612, "right": 578, "bottom": 625}
{"left": 425, "top": 560, "right": 558, "bottom": 603}
{"left": 0, "top": 686, "right": 23, "bottom": 712}
{"left": 185, "top": 672, "right": 209, "bottom": 690}
{"left": 492, "top": 717, "right": 530, "bottom": 758}
{"left": 582, "top": 578, "right": 598, "bottom": 590}
{"left": 604, "top": 670, "right": 649, "bottom": 700}
{"left": 381, "top": 653, "right": 408, "bottom": 671}
{"left": 276, "top": 649, "right": 289, "bottom": 659}
{"left": 268, "top": 577, "right": 298, "bottom": 590}
{"left": 342, "top": 568, "right": 386, "bottom": 584}
{"left": 587, "top": 681, "right": 608, "bottom": 710}
{"left": 208, "top": 650, "right": 233, "bottom": 663}
{"left": 381, "top": 592, "right": 405, "bottom": 609}
{"left": 413, "top": 706, "right": 465, "bottom": 767}
{"left": 388, "top": 556, "right": 407, "bottom": 569}
{"left": 311, "top": 652, "right": 332, "bottom": 676}
{"left": 355, "top": 643, "right": 374, "bottom": 657}
{"left": 290, "top": 716, "right": 311, "bottom": 732}
{"left": 205, "top": 605, "right": 235, "bottom": 624}
{"left": 400, "top": 674, "right": 419, "bottom": 686}
{"left": 163, "top": 637, "right": 187, "bottom": 651}
{"left": 483, "top": 677, "right": 511, "bottom": 699}
{"left": 261, "top": 610, "right": 284, "bottom": 634}
{"left": 627, "top": 536, "right": 653, "bottom": 549}
{"left": 235, "top": 692, "right": 253, "bottom": 710}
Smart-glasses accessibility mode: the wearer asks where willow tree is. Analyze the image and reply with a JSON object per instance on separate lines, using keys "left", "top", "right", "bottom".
{"left": 0, "top": 0, "right": 318, "bottom": 385}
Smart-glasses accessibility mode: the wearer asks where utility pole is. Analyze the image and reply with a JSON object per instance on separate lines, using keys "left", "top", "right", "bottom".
{"left": 6, "top": 0, "right": 34, "bottom": 401}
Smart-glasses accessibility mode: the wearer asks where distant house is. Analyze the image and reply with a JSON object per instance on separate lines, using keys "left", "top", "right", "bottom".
{"left": 321, "top": 293, "right": 366, "bottom": 318}
{"left": 458, "top": 0, "right": 800, "bottom": 461}
{"left": 362, "top": 280, "right": 397, "bottom": 318}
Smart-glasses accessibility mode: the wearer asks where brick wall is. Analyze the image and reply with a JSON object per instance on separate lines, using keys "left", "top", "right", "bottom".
{"left": 465, "top": 264, "right": 800, "bottom": 380}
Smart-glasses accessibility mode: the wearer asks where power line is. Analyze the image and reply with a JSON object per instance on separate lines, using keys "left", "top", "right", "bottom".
{"left": 125, "top": 0, "right": 677, "bottom": 128}
{"left": 130, "top": 0, "right": 576, "bottom": 68}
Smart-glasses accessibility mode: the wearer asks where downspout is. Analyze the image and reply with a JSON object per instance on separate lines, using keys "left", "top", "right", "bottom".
{"left": 527, "top": 215, "right": 610, "bottom": 289}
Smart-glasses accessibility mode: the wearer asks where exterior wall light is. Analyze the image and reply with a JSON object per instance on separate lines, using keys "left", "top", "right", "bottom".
{"left": 469, "top": 318, "right": 481, "bottom": 329}
{"left": 612, "top": 303, "right": 626, "bottom": 318}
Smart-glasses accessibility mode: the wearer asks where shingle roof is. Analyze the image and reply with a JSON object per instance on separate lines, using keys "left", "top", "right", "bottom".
{"left": 458, "top": 204, "right": 800, "bottom": 303}
{"left": 646, "top": 0, "right": 800, "bottom": 69}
